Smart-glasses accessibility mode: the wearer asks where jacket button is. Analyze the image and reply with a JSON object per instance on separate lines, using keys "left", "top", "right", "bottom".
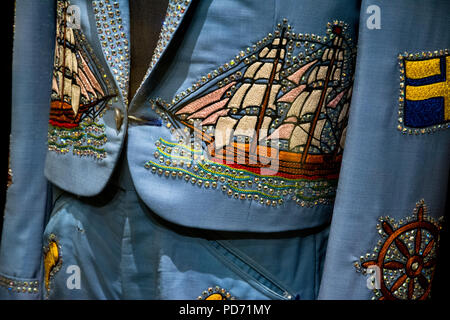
{"left": 114, "top": 107, "right": 124, "bottom": 131}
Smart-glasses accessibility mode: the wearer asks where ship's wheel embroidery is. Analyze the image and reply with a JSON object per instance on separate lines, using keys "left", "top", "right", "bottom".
{"left": 145, "top": 20, "right": 356, "bottom": 207}
{"left": 355, "top": 200, "right": 443, "bottom": 300}
{"left": 48, "top": 0, "right": 116, "bottom": 160}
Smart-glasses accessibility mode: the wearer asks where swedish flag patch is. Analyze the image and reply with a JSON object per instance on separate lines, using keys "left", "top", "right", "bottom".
{"left": 398, "top": 49, "right": 449, "bottom": 134}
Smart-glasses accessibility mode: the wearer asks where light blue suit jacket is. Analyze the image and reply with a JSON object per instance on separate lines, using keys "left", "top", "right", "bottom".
{"left": 1, "top": 0, "right": 448, "bottom": 300}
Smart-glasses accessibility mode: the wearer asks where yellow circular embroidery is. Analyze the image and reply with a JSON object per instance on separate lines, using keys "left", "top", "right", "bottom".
{"left": 205, "top": 293, "right": 224, "bottom": 300}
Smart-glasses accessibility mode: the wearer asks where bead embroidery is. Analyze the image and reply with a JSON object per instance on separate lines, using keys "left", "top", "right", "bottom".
{"left": 197, "top": 286, "right": 236, "bottom": 300}
{"left": 397, "top": 49, "right": 450, "bottom": 134}
{"left": 146, "top": 20, "right": 356, "bottom": 207}
{"left": 0, "top": 276, "right": 39, "bottom": 295}
{"left": 93, "top": 0, "right": 130, "bottom": 105}
{"left": 48, "top": 0, "right": 116, "bottom": 160}
{"left": 354, "top": 200, "right": 443, "bottom": 300}
{"left": 48, "top": 120, "right": 108, "bottom": 159}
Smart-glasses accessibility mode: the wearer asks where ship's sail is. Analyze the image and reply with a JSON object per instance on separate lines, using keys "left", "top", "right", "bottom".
{"left": 167, "top": 24, "right": 353, "bottom": 175}
{"left": 146, "top": 21, "right": 356, "bottom": 208}
{"left": 175, "top": 33, "right": 287, "bottom": 152}
{"left": 266, "top": 33, "right": 348, "bottom": 161}
{"left": 50, "top": 1, "right": 114, "bottom": 129}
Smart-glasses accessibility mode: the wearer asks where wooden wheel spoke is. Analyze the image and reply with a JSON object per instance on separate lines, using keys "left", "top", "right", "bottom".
{"left": 422, "top": 239, "right": 435, "bottom": 258}
{"left": 361, "top": 261, "right": 377, "bottom": 268}
{"left": 417, "top": 205, "right": 424, "bottom": 221}
{"left": 383, "top": 261, "right": 405, "bottom": 270}
{"left": 390, "top": 274, "right": 407, "bottom": 292}
{"left": 407, "top": 278, "right": 414, "bottom": 299}
{"left": 423, "top": 257, "right": 436, "bottom": 268}
{"left": 417, "top": 273, "right": 429, "bottom": 290}
{"left": 394, "top": 238, "right": 411, "bottom": 258}
{"left": 382, "top": 221, "right": 394, "bottom": 235}
{"left": 415, "top": 228, "right": 422, "bottom": 255}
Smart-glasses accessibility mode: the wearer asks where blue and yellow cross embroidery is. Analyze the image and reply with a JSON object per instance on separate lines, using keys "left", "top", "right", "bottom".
{"left": 398, "top": 50, "right": 450, "bottom": 134}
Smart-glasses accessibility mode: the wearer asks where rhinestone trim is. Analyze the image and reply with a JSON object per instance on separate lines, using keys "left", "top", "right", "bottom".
{"left": 145, "top": 20, "right": 356, "bottom": 208}
{"left": 0, "top": 276, "right": 39, "bottom": 294}
{"left": 93, "top": 0, "right": 130, "bottom": 105}
{"left": 134, "top": 0, "right": 192, "bottom": 95}
{"left": 197, "top": 286, "right": 236, "bottom": 300}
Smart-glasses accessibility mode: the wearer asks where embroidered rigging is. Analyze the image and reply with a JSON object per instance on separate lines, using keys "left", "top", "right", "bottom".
{"left": 48, "top": 0, "right": 117, "bottom": 160}
{"left": 146, "top": 20, "right": 356, "bottom": 207}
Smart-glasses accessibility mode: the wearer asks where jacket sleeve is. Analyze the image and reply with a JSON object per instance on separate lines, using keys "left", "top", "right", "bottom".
{"left": 318, "top": 0, "right": 450, "bottom": 300}
{"left": 0, "top": 0, "right": 55, "bottom": 299}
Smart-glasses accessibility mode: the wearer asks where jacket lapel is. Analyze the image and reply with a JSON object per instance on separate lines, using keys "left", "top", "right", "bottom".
{"left": 91, "top": 0, "right": 195, "bottom": 108}
{"left": 91, "top": 0, "right": 131, "bottom": 105}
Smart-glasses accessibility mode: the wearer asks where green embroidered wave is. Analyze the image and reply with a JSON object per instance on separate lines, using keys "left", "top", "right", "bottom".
{"left": 49, "top": 141, "right": 106, "bottom": 153}
{"left": 146, "top": 160, "right": 215, "bottom": 182}
{"left": 48, "top": 121, "right": 107, "bottom": 160}
{"left": 48, "top": 141, "right": 70, "bottom": 148}
{"left": 156, "top": 141, "right": 336, "bottom": 190}
{"left": 48, "top": 133, "right": 106, "bottom": 143}
{"left": 83, "top": 121, "right": 105, "bottom": 129}
{"left": 86, "top": 133, "right": 107, "bottom": 139}
{"left": 158, "top": 138, "right": 202, "bottom": 154}
{"left": 73, "top": 145, "right": 106, "bottom": 153}
{"left": 227, "top": 184, "right": 281, "bottom": 200}
{"left": 145, "top": 160, "right": 281, "bottom": 200}
{"left": 146, "top": 138, "right": 338, "bottom": 207}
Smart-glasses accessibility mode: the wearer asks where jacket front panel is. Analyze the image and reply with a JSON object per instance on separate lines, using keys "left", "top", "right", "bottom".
{"left": 126, "top": 0, "right": 361, "bottom": 232}
{"left": 2, "top": 0, "right": 448, "bottom": 301}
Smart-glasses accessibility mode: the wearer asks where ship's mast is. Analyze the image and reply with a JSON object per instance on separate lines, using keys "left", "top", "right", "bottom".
{"left": 249, "top": 27, "right": 287, "bottom": 155}
{"left": 59, "top": 3, "right": 68, "bottom": 106}
{"left": 300, "top": 29, "right": 342, "bottom": 163}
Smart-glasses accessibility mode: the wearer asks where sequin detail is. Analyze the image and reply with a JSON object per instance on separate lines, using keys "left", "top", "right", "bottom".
{"left": 48, "top": 120, "right": 108, "bottom": 159}
{"left": 145, "top": 138, "right": 338, "bottom": 207}
{"left": 93, "top": 0, "right": 130, "bottom": 105}
{"left": 197, "top": 286, "right": 236, "bottom": 300}
{"left": 146, "top": 20, "right": 356, "bottom": 207}
{"left": 354, "top": 200, "right": 443, "bottom": 300}
{"left": 397, "top": 49, "right": 450, "bottom": 134}
{"left": 0, "top": 276, "right": 39, "bottom": 295}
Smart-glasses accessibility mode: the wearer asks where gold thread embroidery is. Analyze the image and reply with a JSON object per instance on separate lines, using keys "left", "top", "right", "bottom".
{"left": 43, "top": 234, "right": 63, "bottom": 296}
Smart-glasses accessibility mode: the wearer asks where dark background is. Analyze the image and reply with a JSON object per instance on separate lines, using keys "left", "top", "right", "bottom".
{"left": 1, "top": 1, "right": 14, "bottom": 238}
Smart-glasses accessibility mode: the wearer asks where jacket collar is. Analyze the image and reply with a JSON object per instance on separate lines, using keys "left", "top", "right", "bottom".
{"left": 91, "top": 0, "right": 195, "bottom": 108}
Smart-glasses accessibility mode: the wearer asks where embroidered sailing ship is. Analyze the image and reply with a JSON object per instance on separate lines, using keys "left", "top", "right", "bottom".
{"left": 162, "top": 25, "right": 352, "bottom": 179}
{"left": 146, "top": 21, "right": 355, "bottom": 206}
{"left": 50, "top": 0, "right": 115, "bottom": 129}
{"left": 47, "top": 0, "right": 116, "bottom": 160}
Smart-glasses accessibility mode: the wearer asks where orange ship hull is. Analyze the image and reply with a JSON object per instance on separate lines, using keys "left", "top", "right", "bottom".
{"left": 181, "top": 120, "right": 342, "bottom": 180}
{"left": 49, "top": 101, "right": 92, "bottom": 128}
{"left": 208, "top": 142, "right": 342, "bottom": 180}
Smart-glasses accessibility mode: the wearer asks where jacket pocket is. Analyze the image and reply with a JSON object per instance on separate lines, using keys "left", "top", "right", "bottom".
{"left": 203, "top": 239, "right": 297, "bottom": 300}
